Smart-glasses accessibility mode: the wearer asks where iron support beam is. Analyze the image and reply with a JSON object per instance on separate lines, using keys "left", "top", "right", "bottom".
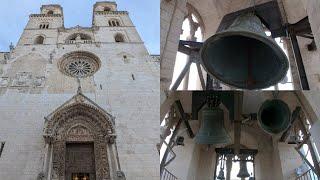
{"left": 170, "top": 60, "right": 192, "bottom": 91}
{"left": 196, "top": 62, "right": 206, "bottom": 90}
{"left": 173, "top": 100, "right": 195, "bottom": 138}
{"left": 280, "top": 107, "right": 301, "bottom": 142}
{"left": 289, "top": 32, "right": 310, "bottom": 90}
{"left": 295, "top": 147, "right": 318, "bottom": 176}
{"left": 160, "top": 118, "right": 183, "bottom": 175}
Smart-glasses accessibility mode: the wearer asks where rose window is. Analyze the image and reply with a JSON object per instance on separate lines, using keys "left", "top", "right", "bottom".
{"left": 59, "top": 51, "right": 101, "bottom": 78}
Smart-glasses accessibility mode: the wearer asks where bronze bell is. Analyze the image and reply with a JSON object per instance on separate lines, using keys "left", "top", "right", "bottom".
{"left": 237, "top": 156, "right": 250, "bottom": 178}
{"left": 258, "top": 99, "right": 291, "bottom": 134}
{"left": 195, "top": 106, "right": 231, "bottom": 145}
{"left": 201, "top": 13, "right": 288, "bottom": 90}
{"left": 217, "top": 168, "right": 226, "bottom": 180}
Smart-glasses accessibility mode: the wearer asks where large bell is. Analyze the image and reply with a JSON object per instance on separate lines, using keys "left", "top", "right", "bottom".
{"left": 258, "top": 99, "right": 291, "bottom": 134}
{"left": 201, "top": 13, "right": 288, "bottom": 90}
{"left": 195, "top": 106, "right": 231, "bottom": 145}
{"left": 237, "top": 157, "right": 250, "bottom": 178}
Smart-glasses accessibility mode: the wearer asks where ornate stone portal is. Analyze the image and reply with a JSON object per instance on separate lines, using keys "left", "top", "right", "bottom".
{"left": 42, "top": 93, "right": 122, "bottom": 180}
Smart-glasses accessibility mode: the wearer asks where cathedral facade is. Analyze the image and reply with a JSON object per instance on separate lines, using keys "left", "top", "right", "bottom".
{"left": 0, "top": 2, "right": 159, "bottom": 180}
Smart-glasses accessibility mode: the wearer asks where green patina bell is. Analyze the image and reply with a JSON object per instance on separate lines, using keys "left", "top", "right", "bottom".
{"left": 195, "top": 106, "right": 231, "bottom": 145}
{"left": 217, "top": 168, "right": 226, "bottom": 180}
{"left": 237, "top": 157, "right": 250, "bottom": 178}
{"left": 201, "top": 13, "right": 288, "bottom": 90}
{"left": 258, "top": 99, "right": 291, "bottom": 134}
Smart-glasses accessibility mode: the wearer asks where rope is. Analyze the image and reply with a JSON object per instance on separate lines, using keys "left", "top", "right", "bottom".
{"left": 251, "top": 0, "right": 256, "bottom": 14}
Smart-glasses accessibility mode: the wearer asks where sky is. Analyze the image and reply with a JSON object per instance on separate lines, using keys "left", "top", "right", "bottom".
{"left": 0, "top": 0, "right": 160, "bottom": 54}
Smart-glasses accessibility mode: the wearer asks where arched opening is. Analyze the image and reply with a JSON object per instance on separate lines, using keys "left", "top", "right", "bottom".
{"left": 104, "top": 7, "right": 111, "bottom": 11}
{"left": 34, "top": 36, "right": 44, "bottom": 44}
{"left": 170, "top": 3, "right": 204, "bottom": 90}
{"left": 39, "top": 23, "right": 49, "bottom": 29}
{"left": 43, "top": 103, "right": 116, "bottom": 180}
{"left": 114, "top": 33, "right": 125, "bottom": 42}
{"left": 109, "top": 19, "right": 120, "bottom": 26}
{"left": 109, "top": 19, "right": 121, "bottom": 27}
{"left": 47, "top": 10, "right": 54, "bottom": 15}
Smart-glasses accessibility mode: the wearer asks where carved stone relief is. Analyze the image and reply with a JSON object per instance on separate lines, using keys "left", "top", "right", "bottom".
{"left": 11, "top": 72, "right": 32, "bottom": 87}
{"left": 0, "top": 74, "right": 46, "bottom": 89}
{"left": 0, "top": 77, "right": 9, "bottom": 87}
{"left": 33, "top": 76, "right": 46, "bottom": 87}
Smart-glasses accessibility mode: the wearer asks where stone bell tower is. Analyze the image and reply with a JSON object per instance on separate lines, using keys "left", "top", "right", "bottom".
{"left": 17, "top": 4, "right": 64, "bottom": 46}
{"left": 92, "top": 1, "right": 144, "bottom": 43}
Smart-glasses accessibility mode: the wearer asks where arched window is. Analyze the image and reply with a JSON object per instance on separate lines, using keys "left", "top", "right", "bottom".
{"left": 170, "top": 4, "right": 204, "bottom": 90}
{"left": 39, "top": 22, "right": 49, "bottom": 29}
{"left": 104, "top": 7, "right": 111, "bottom": 11}
{"left": 34, "top": 36, "right": 45, "bottom": 44}
{"left": 47, "top": 10, "right": 54, "bottom": 15}
{"left": 114, "top": 33, "right": 125, "bottom": 43}
{"left": 108, "top": 19, "right": 121, "bottom": 27}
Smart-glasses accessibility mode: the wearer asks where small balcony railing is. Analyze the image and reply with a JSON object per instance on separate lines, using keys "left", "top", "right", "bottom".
{"left": 296, "top": 168, "right": 318, "bottom": 180}
{"left": 161, "top": 168, "right": 178, "bottom": 180}
{"left": 65, "top": 40, "right": 93, "bottom": 44}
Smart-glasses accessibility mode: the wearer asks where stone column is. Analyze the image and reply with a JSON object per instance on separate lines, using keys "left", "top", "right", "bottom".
{"left": 43, "top": 136, "right": 53, "bottom": 180}
{"left": 282, "top": 37, "right": 302, "bottom": 90}
{"left": 160, "top": 0, "right": 188, "bottom": 91}
{"left": 47, "top": 144, "right": 53, "bottom": 180}
{"left": 225, "top": 155, "right": 233, "bottom": 180}
{"left": 305, "top": 0, "right": 320, "bottom": 49}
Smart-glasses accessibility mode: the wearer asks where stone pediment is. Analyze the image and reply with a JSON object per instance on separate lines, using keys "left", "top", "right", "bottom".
{"left": 45, "top": 92, "right": 114, "bottom": 122}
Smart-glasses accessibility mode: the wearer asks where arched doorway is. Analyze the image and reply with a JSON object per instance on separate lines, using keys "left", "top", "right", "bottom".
{"left": 43, "top": 94, "right": 118, "bottom": 180}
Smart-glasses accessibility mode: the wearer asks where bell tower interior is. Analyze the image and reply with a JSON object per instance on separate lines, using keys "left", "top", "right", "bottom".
{"left": 161, "top": 0, "right": 320, "bottom": 92}
{"left": 160, "top": 91, "right": 320, "bottom": 180}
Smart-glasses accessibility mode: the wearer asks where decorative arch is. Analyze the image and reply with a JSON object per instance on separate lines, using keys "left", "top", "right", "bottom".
{"left": 114, "top": 33, "right": 125, "bottom": 42}
{"left": 43, "top": 94, "right": 117, "bottom": 180}
{"left": 44, "top": 103, "right": 115, "bottom": 138}
{"left": 34, "top": 35, "right": 45, "bottom": 44}
{"left": 185, "top": 3, "right": 205, "bottom": 37}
